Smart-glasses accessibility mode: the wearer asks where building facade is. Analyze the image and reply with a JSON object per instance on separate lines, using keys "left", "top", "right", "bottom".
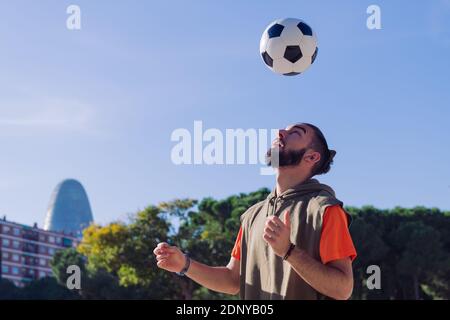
{"left": 0, "top": 217, "right": 79, "bottom": 287}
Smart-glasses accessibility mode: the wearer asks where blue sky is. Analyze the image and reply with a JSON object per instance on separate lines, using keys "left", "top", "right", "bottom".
{"left": 0, "top": 0, "right": 449, "bottom": 227}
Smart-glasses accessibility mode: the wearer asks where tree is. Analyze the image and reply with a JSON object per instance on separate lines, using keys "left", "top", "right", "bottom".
{"left": 348, "top": 205, "right": 450, "bottom": 300}
{"left": 0, "top": 279, "right": 21, "bottom": 299}
{"left": 391, "top": 221, "right": 446, "bottom": 299}
{"left": 20, "top": 277, "right": 79, "bottom": 300}
{"left": 76, "top": 205, "right": 181, "bottom": 299}
{"left": 51, "top": 247, "right": 86, "bottom": 288}
{"left": 51, "top": 188, "right": 449, "bottom": 300}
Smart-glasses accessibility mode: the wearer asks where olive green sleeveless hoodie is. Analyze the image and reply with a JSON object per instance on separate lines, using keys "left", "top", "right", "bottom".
{"left": 239, "top": 179, "right": 348, "bottom": 300}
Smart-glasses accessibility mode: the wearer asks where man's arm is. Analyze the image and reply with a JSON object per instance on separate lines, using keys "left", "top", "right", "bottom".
{"left": 153, "top": 242, "right": 240, "bottom": 295}
{"left": 286, "top": 249, "right": 353, "bottom": 300}
{"left": 263, "top": 211, "right": 353, "bottom": 300}
{"left": 185, "top": 256, "right": 240, "bottom": 295}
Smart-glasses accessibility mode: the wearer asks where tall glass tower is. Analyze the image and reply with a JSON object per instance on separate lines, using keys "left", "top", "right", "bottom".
{"left": 44, "top": 179, "right": 94, "bottom": 237}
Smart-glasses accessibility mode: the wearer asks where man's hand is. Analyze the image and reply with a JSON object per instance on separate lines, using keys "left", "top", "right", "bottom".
{"left": 263, "top": 210, "right": 292, "bottom": 258}
{"left": 153, "top": 242, "right": 186, "bottom": 273}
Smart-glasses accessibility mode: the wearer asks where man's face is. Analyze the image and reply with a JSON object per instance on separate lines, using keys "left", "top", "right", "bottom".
{"left": 266, "top": 123, "right": 315, "bottom": 167}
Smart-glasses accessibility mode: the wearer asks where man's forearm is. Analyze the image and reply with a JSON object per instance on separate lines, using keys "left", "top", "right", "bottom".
{"left": 185, "top": 259, "right": 239, "bottom": 295}
{"left": 286, "top": 247, "right": 352, "bottom": 300}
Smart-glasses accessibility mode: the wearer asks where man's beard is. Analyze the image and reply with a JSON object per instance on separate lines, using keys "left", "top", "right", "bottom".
{"left": 266, "top": 147, "right": 307, "bottom": 168}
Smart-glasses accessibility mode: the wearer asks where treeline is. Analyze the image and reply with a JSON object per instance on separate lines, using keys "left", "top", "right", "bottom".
{"left": 1, "top": 188, "right": 449, "bottom": 299}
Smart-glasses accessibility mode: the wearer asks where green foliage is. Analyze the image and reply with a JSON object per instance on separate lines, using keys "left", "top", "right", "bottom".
{"left": 0, "top": 279, "right": 22, "bottom": 299}
{"left": 20, "top": 277, "right": 79, "bottom": 299}
{"left": 51, "top": 247, "right": 86, "bottom": 287}
{"left": 1, "top": 188, "right": 448, "bottom": 300}
{"left": 0, "top": 277, "right": 79, "bottom": 300}
{"left": 349, "top": 206, "right": 450, "bottom": 299}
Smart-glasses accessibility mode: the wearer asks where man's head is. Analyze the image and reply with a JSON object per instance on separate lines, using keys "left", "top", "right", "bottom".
{"left": 266, "top": 123, "right": 336, "bottom": 177}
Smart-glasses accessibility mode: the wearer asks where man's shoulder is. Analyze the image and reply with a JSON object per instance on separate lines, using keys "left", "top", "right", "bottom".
{"left": 307, "top": 190, "right": 344, "bottom": 215}
{"left": 239, "top": 200, "right": 267, "bottom": 224}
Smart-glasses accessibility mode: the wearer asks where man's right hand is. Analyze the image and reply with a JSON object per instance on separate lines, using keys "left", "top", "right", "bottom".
{"left": 153, "top": 242, "right": 186, "bottom": 273}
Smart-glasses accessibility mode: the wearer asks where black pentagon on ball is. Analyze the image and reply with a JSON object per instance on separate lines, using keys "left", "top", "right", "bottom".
{"left": 311, "top": 47, "right": 318, "bottom": 64}
{"left": 284, "top": 72, "right": 301, "bottom": 76}
{"left": 267, "top": 23, "right": 284, "bottom": 38}
{"left": 297, "top": 22, "right": 313, "bottom": 36}
{"left": 284, "top": 45, "right": 303, "bottom": 63}
{"left": 261, "top": 51, "right": 273, "bottom": 67}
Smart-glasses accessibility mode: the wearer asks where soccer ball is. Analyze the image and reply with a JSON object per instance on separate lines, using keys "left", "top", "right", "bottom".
{"left": 260, "top": 18, "right": 318, "bottom": 76}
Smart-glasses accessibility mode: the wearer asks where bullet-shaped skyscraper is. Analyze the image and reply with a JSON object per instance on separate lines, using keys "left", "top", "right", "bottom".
{"left": 44, "top": 179, "right": 94, "bottom": 237}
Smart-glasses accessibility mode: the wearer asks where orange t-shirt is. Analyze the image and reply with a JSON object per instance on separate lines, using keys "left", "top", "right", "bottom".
{"left": 231, "top": 204, "right": 357, "bottom": 264}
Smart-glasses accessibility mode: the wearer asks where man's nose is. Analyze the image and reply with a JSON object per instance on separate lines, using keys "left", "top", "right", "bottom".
{"left": 278, "top": 129, "right": 287, "bottom": 139}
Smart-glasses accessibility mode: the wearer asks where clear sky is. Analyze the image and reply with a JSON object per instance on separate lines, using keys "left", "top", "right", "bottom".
{"left": 0, "top": 0, "right": 449, "bottom": 227}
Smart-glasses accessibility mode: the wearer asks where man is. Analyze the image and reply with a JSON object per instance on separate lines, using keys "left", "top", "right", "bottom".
{"left": 154, "top": 123, "right": 357, "bottom": 300}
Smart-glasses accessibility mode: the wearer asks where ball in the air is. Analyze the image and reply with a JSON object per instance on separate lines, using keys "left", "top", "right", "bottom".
{"left": 260, "top": 18, "right": 318, "bottom": 76}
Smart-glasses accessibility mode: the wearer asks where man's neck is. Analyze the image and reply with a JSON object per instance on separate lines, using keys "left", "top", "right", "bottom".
{"left": 276, "top": 168, "right": 310, "bottom": 195}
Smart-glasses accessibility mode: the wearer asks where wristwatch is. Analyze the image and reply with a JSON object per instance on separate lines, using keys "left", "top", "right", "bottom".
{"left": 176, "top": 253, "right": 191, "bottom": 276}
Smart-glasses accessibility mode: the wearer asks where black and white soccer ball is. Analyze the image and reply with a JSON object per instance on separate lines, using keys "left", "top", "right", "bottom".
{"left": 260, "top": 18, "right": 318, "bottom": 76}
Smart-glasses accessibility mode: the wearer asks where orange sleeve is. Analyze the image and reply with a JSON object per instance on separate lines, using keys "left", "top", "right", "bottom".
{"left": 231, "top": 226, "right": 243, "bottom": 261}
{"left": 320, "top": 205, "right": 357, "bottom": 265}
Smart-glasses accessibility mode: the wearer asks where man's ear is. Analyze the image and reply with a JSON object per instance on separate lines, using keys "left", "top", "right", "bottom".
{"left": 305, "top": 151, "right": 321, "bottom": 165}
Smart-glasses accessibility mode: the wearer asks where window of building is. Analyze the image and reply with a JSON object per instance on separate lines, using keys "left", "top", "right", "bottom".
{"left": 39, "top": 258, "right": 46, "bottom": 266}
{"left": 2, "top": 225, "right": 10, "bottom": 233}
{"left": 12, "top": 267, "right": 19, "bottom": 275}
{"left": 39, "top": 246, "right": 47, "bottom": 254}
{"left": 48, "top": 236, "right": 55, "bottom": 243}
{"left": 26, "top": 243, "right": 38, "bottom": 253}
{"left": 48, "top": 247, "right": 55, "bottom": 255}
{"left": 39, "top": 234, "right": 46, "bottom": 242}
{"left": 2, "top": 252, "right": 9, "bottom": 259}
{"left": 13, "top": 228, "right": 20, "bottom": 236}
{"left": 56, "top": 237, "right": 61, "bottom": 244}
{"left": 12, "top": 240, "right": 20, "bottom": 249}
{"left": 2, "top": 238, "right": 10, "bottom": 247}
{"left": 63, "top": 238, "right": 73, "bottom": 247}
{"left": 2, "top": 265, "right": 9, "bottom": 273}
{"left": 12, "top": 254, "right": 20, "bottom": 262}
{"left": 39, "top": 271, "right": 47, "bottom": 278}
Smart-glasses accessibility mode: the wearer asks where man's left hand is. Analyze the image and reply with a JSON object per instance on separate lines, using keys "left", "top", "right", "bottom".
{"left": 263, "top": 210, "right": 292, "bottom": 258}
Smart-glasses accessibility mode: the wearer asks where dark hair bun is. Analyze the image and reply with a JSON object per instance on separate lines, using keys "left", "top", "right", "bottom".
{"left": 319, "top": 149, "right": 336, "bottom": 175}
{"left": 329, "top": 150, "right": 337, "bottom": 160}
